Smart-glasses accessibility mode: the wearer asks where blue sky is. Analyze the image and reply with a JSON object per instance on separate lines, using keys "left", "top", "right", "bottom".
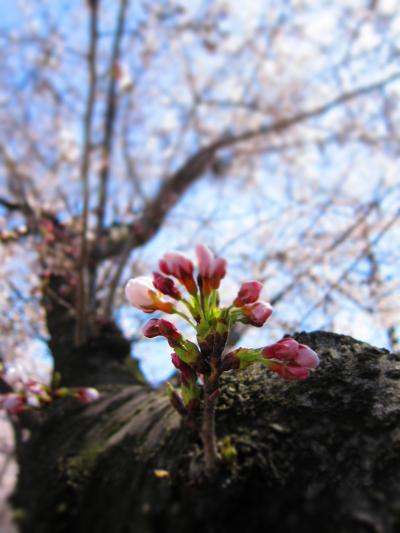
{"left": 1, "top": 0, "right": 399, "bottom": 386}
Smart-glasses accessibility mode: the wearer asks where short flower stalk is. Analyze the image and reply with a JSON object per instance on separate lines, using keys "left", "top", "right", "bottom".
{"left": 126, "top": 245, "right": 320, "bottom": 475}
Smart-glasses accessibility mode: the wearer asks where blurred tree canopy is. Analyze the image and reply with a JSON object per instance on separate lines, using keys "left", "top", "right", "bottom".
{"left": 0, "top": 0, "right": 399, "bottom": 384}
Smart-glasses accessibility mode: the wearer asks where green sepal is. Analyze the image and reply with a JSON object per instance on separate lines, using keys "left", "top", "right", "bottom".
{"left": 234, "top": 348, "right": 262, "bottom": 369}
{"left": 186, "top": 295, "right": 201, "bottom": 322}
{"left": 215, "top": 317, "right": 229, "bottom": 336}
{"left": 175, "top": 341, "right": 200, "bottom": 364}
{"left": 196, "top": 317, "right": 210, "bottom": 340}
{"left": 227, "top": 308, "right": 242, "bottom": 328}
{"left": 165, "top": 382, "right": 175, "bottom": 400}
{"left": 181, "top": 381, "right": 200, "bottom": 406}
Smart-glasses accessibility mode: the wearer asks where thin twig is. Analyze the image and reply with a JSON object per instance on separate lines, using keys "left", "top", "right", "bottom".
{"left": 91, "top": 0, "right": 129, "bottom": 315}
{"left": 75, "top": 1, "right": 99, "bottom": 345}
{"left": 300, "top": 207, "right": 400, "bottom": 323}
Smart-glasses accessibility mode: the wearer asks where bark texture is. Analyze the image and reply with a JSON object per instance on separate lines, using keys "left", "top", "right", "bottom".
{"left": 13, "top": 331, "right": 400, "bottom": 533}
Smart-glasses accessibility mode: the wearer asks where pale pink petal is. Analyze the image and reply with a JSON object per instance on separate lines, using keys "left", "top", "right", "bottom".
{"left": 296, "top": 345, "right": 320, "bottom": 368}
{"left": 125, "top": 276, "right": 154, "bottom": 308}
{"left": 195, "top": 244, "right": 213, "bottom": 278}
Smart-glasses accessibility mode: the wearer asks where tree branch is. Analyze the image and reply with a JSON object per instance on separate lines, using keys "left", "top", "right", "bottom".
{"left": 75, "top": 1, "right": 99, "bottom": 345}
{"left": 300, "top": 206, "right": 400, "bottom": 323}
{"left": 93, "top": 71, "right": 400, "bottom": 263}
{"left": 95, "top": 0, "right": 129, "bottom": 239}
{"left": 90, "top": 0, "right": 129, "bottom": 317}
{"left": 0, "top": 196, "right": 27, "bottom": 213}
{"left": 93, "top": 144, "right": 218, "bottom": 261}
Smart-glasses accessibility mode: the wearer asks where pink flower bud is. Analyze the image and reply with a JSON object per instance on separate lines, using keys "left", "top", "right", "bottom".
{"left": 24, "top": 379, "right": 47, "bottom": 396}
{"left": 159, "top": 252, "right": 197, "bottom": 294}
{"left": 195, "top": 244, "right": 213, "bottom": 278}
{"left": 171, "top": 354, "right": 200, "bottom": 407}
{"left": 125, "top": 276, "right": 174, "bottom": 313}
{"left": 211, "top": 258, "right": 226, "bottom": 289}
{"left": 0, "top": 393, "right": 26, "bottom": 415}
{"left": 262, "top": 338, "right": 319, "bottom": 367}
{"left": 143, "top": 318, "right": 182, "bottom": 347}
{"left": 262, "top": 338, "right": 319, "bottom": 381}
{"left": 195, "top": 244, "right": 226, "bottom": 294}
{"left": 76, "top": 387, "right": 100, "bottom": 404}
{"left": 153, "top": 272, "right": 181, "bottom": 300}
{"left": 268, "top": 363, "right": 311, "bottom": 380}
{"left": 296, "top": 344, "right": 320, "bottom": 368}
{"left": 171, "top": 352, "right": 186, "bottom": 371}
{"left": 158, "top": 319, "right": 181, "bottom": 340}
{"left": 142, "top": 318, "right": 160, "bottom": 338}
{"left": 233, "top": 281, "right": 263, "bottom": 307}
{"left": 241, "top": 301, "right": 272, "bottom": 327}
{"left": 171, "top": 353, "right": 196, "bottom": 384}
{"left": 166, "top": 382, "right": 187, "bottom": 417}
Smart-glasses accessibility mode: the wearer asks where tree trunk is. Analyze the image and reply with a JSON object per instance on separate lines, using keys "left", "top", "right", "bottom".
{"left": 12, "top": 331, "right": 400, "bottom": 533}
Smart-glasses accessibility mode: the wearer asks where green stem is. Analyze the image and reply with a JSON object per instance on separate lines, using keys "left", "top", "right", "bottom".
{"left": 174, "top": 309, "right": 197, "bottom": 328}
{"left": 182, "top": 298, "right": 194, "bottom": 313}
{"left": 195, "top": 289, "right": 208, "bottom": 323}
{"left": 183, "top": 295, "right": 206, "bottom": 323}
{"left": 211, "top": 290, "right": 217, "bottom": 309}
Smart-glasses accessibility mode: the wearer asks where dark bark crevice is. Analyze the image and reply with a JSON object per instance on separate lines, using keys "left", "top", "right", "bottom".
{"left": 13, "top": 331, "right": 400, "bottom": 533}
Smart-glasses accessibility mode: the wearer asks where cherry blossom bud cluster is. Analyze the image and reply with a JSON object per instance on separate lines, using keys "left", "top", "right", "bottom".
{"left": 0, "top": 368, "right": 100, "bottom": 416}
{"left": 222, "top": 338, "right": 320, "bottom": 380}
{"left": 125, "top": 245, "right": 320, "bottom": 425}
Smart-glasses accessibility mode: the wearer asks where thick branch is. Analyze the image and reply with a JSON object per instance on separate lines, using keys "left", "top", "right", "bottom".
{"left": 93, "top": 144, "right": 219, "bottom": 260}
{"left": 94, "top": 72, "right": 400, "bottom": 262}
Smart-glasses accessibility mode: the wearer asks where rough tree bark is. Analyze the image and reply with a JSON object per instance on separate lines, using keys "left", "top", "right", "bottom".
{"left": 12, "top": 331, "right": 400, "bottom": 533}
